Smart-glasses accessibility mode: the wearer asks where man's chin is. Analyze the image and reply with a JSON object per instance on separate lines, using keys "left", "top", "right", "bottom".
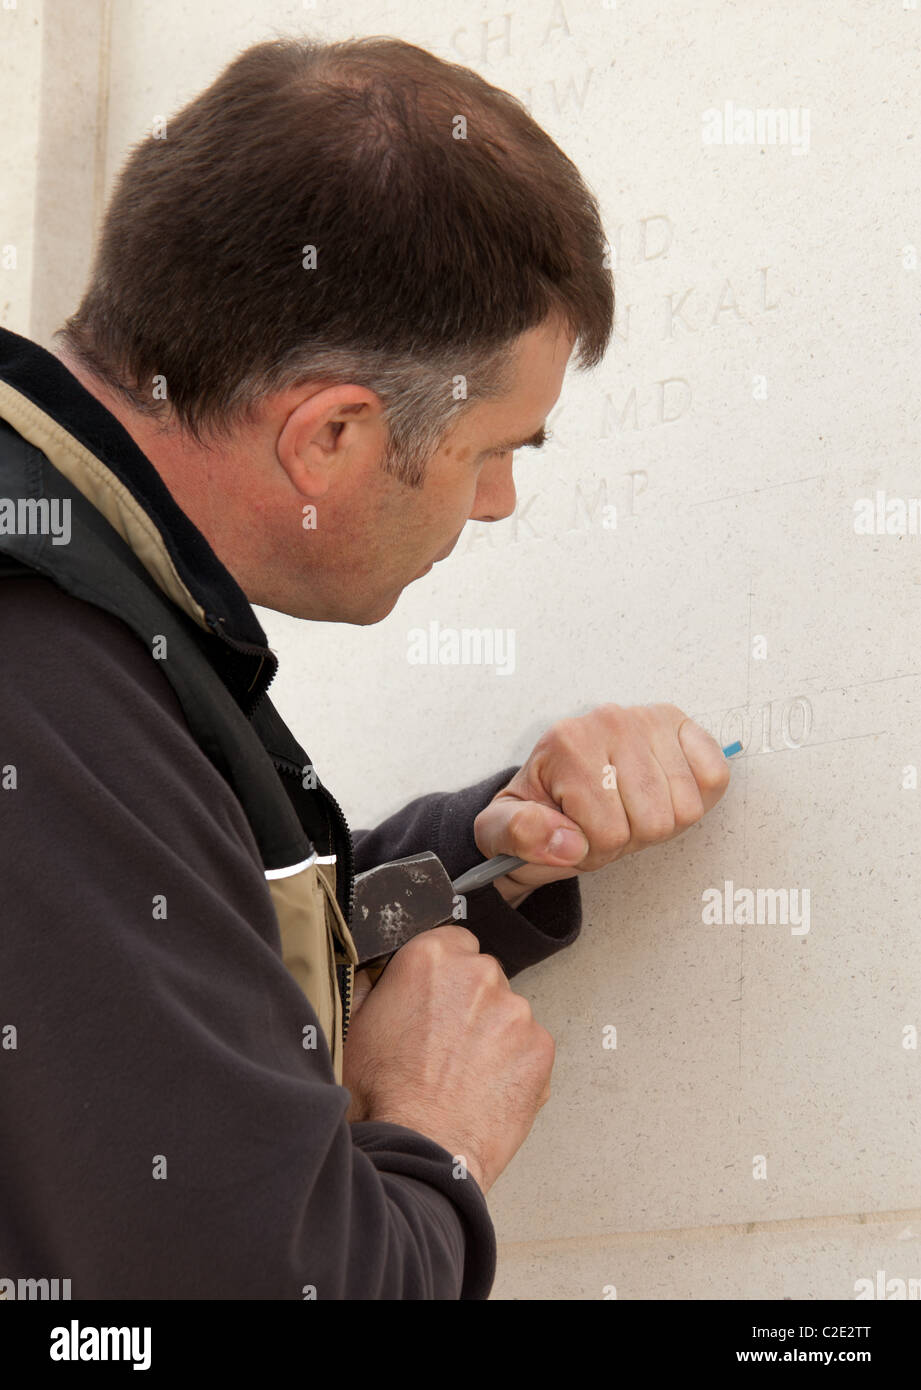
{"left": 257, "top": 589, "right": 401, "bottom": 625}
{"left": 355, "top": 587, "right": 404, "bottom": 625}
{"left": 361, "top": 567, "right": 432, "bottom": 623}
{"left": 274, "top": 571, "right": 424, "bottom": 624}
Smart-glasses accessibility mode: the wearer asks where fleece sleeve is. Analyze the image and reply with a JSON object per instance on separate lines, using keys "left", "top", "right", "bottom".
{"left": 0, "top": 576, "right": 495, "bottom": 1300}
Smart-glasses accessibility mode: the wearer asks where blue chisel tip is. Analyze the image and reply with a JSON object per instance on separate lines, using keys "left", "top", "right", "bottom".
{"left": 721, "top": 740, "right": 743, "bottom": 757}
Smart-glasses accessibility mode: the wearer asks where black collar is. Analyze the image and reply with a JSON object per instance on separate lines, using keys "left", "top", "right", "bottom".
{"left": 0, "top": 326, "right": 272, "bottom": 656}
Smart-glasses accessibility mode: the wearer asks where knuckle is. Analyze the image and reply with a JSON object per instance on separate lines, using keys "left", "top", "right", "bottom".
{"left": 535, "top": 1024, "right": 556, "bottom": 1063}
{"left": 504, "top": 802, "right": 543, "bottom": 852}
{"left": 675, "top": 789, "right": 707, "bottom": 828}
{"left": 599, "top": 702, "right": 630, "bottom": 735}
{"left": 699, "top": 755, "right": 732, "bottom": 794}
{"left": 639, "top": 806, "right": 677, "bottom": 841}
{"left": 594, "top": 823, "right": 631, "bottom": 858}
{"left": 400, "top": 932, "right": 435, "bottom": 964}
{"left": 508, "top": 991, "right": 533, "bottom": 1022}
{"left": 671, "top": 771, "right": 707, "bottom": 824}
{"left": 440, "top": 924, "right": 478, "bottom": 949}
{"left": 410, "top": 925, "right": 472, "bottom": 963}
{"left": 540, "top": 717, "right": 582, "bottom": 756}
{"left": 475, "top": 951, "right": 507, "bottom": 985}
{"left": 408, "top": 930, "right": 446, "bottom": 962}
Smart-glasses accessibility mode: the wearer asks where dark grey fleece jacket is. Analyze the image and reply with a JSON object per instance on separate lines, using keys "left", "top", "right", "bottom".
{"left": 0, "top": 573, "right": 581, "bottom": 1301}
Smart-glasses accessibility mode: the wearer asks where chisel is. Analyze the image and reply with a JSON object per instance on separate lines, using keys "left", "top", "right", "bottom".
{"left": 349, "top": 740, "right": 743, "bottom": 969}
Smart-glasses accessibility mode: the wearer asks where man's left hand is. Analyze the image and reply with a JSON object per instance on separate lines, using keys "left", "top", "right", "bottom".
{"left": 473, "top": 703, "right": 732, "bottom": 909}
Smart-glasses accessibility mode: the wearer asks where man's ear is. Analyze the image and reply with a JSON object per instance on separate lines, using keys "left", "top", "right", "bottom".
{"left": 276, "top": 386, "right": 384, "bottom": 498}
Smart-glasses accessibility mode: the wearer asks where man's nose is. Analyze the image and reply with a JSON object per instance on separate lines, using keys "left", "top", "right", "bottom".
{"left": 470, "top": 455, "right": 517, "bottom": 523}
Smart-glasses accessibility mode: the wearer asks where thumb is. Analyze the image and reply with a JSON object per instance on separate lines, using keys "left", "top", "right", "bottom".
{"left": 474, "top": 796, "right": 589, "bottom": 868}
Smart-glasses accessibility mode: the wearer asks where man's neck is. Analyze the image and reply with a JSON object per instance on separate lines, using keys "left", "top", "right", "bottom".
{"left": 54, "top": 345, "right": 190, "bottom": 474}
{"left": 51, "top": 345, "right": 255, "bottom": 597}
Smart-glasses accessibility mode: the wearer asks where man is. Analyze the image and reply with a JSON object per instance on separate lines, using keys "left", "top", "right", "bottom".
{"left": 0, "top": 35, "right": 730, "bottom": 1300}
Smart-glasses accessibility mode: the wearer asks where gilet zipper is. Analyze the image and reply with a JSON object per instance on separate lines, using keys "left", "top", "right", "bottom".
{"left": 271, "top": 756, "right": 356, "bottom": 1044}
{"left": 204, "top": 614, "right": 356, "bottom": 1041}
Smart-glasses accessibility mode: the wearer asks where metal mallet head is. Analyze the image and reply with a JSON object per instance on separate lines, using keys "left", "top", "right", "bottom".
{"left": 349, "top": 851, "right": 459, "bottom": 969}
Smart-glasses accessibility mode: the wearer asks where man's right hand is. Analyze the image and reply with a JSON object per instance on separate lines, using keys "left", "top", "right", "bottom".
{"left": 341, "top": 926, "right": 555, "bottom": 1195}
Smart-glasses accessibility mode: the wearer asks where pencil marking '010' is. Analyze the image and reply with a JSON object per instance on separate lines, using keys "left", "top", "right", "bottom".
{"left": 696, "top": 696, "right": 813, "bottom": 754}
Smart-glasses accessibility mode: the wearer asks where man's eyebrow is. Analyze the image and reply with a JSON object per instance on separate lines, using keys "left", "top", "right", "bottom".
{"left": 485, "top": 425, "right": 549, "bottom": 455}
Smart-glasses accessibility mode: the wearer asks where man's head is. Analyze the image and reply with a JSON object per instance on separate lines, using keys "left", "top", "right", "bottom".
{"left": 54, "top": 35, "right": 614, "bottom": 622}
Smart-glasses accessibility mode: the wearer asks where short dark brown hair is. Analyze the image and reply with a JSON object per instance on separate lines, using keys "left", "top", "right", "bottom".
{"left": 58, "top": 35, "right": 614, "bottom": 485}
